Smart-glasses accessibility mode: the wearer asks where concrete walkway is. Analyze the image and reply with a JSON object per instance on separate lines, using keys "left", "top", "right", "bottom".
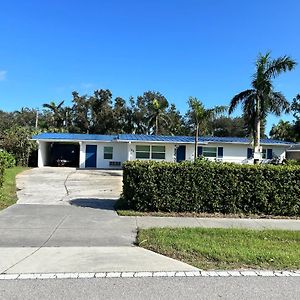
{"left": 122, "top": 215, "right": 300, "bottom": 231}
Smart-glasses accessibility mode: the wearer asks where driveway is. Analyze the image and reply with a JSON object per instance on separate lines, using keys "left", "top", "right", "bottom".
{"left": 0, "top": 167, "right": 197, "bottom": 274}
{"left": 16, "top": 167, "right": 123, "bottom": 204}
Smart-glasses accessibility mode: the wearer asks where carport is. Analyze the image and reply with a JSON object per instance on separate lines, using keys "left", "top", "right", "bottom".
{"left": 38, "top": 141, "right": 80, "bottom": 167}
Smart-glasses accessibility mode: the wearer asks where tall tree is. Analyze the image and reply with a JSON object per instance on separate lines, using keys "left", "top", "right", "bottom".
{"left": 187, "top": 97, "right": 227, "bottom": 161}
{"left": 229, "top": 52, "right": 296, "bottom": 162}
{"left": 148, "top": 98, "right": 169, "bottom": 135}
{"left": 42, "top": 100, "right": 66, "bottom": 129}
{"left": 269, "top": 120, "right": 295, "bottom": 142}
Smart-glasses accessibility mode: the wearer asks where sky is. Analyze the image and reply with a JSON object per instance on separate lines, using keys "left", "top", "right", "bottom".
{"left": 1, "top": 0, "right": 300, "bottom": 134}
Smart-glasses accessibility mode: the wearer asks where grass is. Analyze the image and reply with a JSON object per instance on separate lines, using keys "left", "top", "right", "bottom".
{"left": 0, "top": 167, "right": 29, "bottom": 210}
{"left": 137, "top": 227, "right": 300, "bottom": 270}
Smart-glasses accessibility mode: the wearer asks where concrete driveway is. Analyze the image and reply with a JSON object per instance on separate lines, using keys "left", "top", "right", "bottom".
{"left": 0, "top": 167, "right": 197, "bottom": 274}
{"left": 16, "top": 167, "right": 123, "bottom": 204}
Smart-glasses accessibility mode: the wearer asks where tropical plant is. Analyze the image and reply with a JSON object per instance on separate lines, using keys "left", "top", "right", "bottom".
{"left": 148, "top": 98, "right": 169, "bottom": 135}
{"left": 42, "top": 100, "right": 66, "bottom": 129}
{"left": 229, "top": 52, "right": 296, "bottom": 161}
{"left": 187, "top": 97, "right": 227, "bottom": 161}
{"left": 269, "top": 120, "right": 295, "bottom": 142}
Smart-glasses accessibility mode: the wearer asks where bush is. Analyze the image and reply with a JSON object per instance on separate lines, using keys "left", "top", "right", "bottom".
{"left": 0, "top": 160, "right": 3, "bottom": 187}
{"left": 0, "top": 150, "right": 16, "bottom": 169}
{"left": 122, "top": 160, "right": 300, "bottom": 216}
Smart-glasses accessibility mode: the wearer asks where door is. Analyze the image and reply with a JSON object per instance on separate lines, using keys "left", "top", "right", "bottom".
{"left": 85, "top": 145, "right": 97, "bottom": 168}
{"left": 176, "top": 145, "right": 186, "bottom": 162}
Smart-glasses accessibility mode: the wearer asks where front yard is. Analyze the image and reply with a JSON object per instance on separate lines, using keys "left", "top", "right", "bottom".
{"left": 137, "top": 227, "right": 300, "bottom": 270}
{"left": 0, "top": 167, "right": 29, "bottom": 210}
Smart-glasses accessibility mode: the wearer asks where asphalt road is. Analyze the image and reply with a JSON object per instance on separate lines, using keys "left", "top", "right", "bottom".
{"left": 0, "top": 277, "right": 299, "bottom": 300}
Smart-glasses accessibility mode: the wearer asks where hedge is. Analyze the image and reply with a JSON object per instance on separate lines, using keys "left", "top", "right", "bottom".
{"left": 122, "top": 160, "right": 300, "bottom": 216}
{"left": 0, "top": 159, "right": 4, "bottom": 187}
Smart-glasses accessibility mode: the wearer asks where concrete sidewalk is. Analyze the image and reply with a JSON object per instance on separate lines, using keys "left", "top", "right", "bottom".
{"left": 121, "top": 216, "right": 300, "bottom": 231}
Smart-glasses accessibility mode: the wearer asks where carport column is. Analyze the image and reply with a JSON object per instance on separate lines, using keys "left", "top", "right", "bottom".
{"left": 127, "top": 142, "right": 132, "bottom": 161}
{"left": 79, "top": 142, "right": 85, "bottom": 168}
{"left": 37, "top": 141, "right": 45, "bottom": 167}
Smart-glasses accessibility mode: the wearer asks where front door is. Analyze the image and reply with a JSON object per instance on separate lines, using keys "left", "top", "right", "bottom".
{"left": 85, "top": 145, "right": 97, "bottom": 168}
{"left": 176, "top": 145, "right": 186, "bottom": 162}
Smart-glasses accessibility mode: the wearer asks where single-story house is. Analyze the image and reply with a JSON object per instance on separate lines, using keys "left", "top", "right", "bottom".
{"left": 286, "top": 144, "right": 300, "bottom": 160}
{"left": 32, "top": 133, "right": 294, "bottom": 168}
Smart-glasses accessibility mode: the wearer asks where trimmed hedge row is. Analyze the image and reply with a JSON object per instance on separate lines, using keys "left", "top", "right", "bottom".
{"left": 122, "top": 160, "right": 300, "bottom": 216}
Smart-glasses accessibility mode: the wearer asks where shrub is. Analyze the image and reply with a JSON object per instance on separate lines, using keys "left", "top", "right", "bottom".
{"left": 122, "top": 160, "right": 300, "bottom": 216}
{"left": 0, "top": 150, "right": 16, "bottom": 169}
{"left": 0, "top": 159, "right": 4, "bottom": 187}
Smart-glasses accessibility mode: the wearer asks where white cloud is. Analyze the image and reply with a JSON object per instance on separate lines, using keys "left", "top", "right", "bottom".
{"left": 0, "top": 70, "right": 7, "bottom": 81}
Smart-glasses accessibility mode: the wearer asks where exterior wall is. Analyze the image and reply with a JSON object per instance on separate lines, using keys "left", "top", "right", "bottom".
{"left": 79, "top": 141, "right": 127, "bottom": 169}
{"left": 37, "top": 139, "right": 290, "bottom": 168}
{"left": 128, "top": 142, "right": 176, "bottom": 162}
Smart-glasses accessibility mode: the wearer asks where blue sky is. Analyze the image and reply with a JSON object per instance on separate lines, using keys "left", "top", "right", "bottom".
{"left": 1, "top": 0, "right": 299, "bottom": 134}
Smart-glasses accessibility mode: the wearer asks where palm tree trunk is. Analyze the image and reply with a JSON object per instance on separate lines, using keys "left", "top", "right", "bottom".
{"left": 155, "top": 116, "right": 158, "bottom": 135}
{"left": 254, "top": 96, "right": 261, "bottom": 164}
{"left": 194, "top": 124, "right": 199, "bottom": 162}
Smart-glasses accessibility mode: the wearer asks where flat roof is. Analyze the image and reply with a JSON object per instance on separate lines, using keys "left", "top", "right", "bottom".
{"left": 32, "top": 132, "right": 294, "bottom": 146}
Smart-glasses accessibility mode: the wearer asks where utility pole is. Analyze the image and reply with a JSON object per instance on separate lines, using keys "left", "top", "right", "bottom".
{"left": 35, "top": 109, "right": 39, "bottom": 129}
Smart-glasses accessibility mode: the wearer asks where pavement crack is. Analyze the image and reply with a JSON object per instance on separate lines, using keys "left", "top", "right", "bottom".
{"left": 1, "top": 215, "right": 69, "bottom": 274}
{"left": 60, "top": 170, "right": 77, "bottom": 201}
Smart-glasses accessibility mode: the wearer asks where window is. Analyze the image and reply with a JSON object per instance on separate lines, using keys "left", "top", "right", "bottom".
{"left": 151, "top": 145, "right": 166, "bottom": 159}
{"left": 136, "top": 145, "right": 150, "bottom": 159}
{"left": 136, "top": 145, "right": 166, "bottom": 160}
{"left": 104, "top": 146, "right": 113, "bottom": 160}
{"left": 202, "top": 147, "right": 217, "bottom": 158}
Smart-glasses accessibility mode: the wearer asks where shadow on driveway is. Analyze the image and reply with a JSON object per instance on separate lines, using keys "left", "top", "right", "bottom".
{"left": 69, "top": 198, "right": 117, "bottom": 210}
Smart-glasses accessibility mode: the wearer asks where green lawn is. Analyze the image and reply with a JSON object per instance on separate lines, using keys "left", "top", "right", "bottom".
{"left": 137, "top": 227, "right": 300, "bottom": 270}
{"left": 0, "top": 167, "right": 29, "bottom": 210}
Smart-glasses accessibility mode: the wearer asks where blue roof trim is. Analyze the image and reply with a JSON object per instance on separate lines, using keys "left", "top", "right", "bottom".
{"left": 32, "top": 133, "right": 117, "bottom": 141}
{"left": 32, "top": 132, "right": 294, "bottom": 145}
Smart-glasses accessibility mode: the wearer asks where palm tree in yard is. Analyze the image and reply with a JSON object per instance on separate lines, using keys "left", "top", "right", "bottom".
{"left": 229, "top": 52, "right": 296, "bottom": 162}
{"left": 43, "top": 100, "right": 65, "bottom": 128}
{"left": 148, "top": 98, "right": 169, "bottom": 135}
{"left": 188, "top": 97, "right": 227, "bottom": 162}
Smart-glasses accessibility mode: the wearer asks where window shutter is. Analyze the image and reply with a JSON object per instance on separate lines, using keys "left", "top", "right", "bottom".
{"left": 267, "top": 149, "right": 273, "bottom": 159}
{"left": 217, "top": 147, "right": 223, "bottom": 158}
{"left": 247, "top": 148, "right": 253, "bottom": 159}
{"left": 197, "top": 146, "right": 203, "bottom": 157}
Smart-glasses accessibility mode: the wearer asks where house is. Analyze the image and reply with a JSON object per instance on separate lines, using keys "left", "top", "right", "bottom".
{"left": 286, "top": 144, "right": 300, "bottom": 161}
{"left": 32, "top": 133, "right": 294, "bottom": 168}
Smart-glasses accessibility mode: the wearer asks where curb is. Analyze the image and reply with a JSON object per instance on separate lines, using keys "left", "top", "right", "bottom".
{"left": 0, "top": 270, "right": 300, "bottom": 280}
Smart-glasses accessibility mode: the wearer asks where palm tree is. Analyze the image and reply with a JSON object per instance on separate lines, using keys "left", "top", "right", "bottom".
{"left": 148, "top": 98, "right": 169, "bottom": 135}
{"left": 229, "top": 52, "right": 296, "bottom": 162}
{"left": 43, "top": 101, "right": 65, "bottom": 129}
{"left": 188, "top": 97, "right": 227, "bottom": 162}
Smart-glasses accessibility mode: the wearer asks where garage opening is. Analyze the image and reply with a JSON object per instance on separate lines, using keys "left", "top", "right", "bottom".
{"left": 42, "top": 142, "right": 80, "bottom": 167}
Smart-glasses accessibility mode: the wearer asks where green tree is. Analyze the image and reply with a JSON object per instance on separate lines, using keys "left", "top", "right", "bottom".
{"left": 229, "top": 52, "right": 296, "bottom": 162}
{"left": 187, "top": 97, "right": 227, "bottom": 162}
{"left": 1, "top": 126, "right": 38, "bottom": 166}
{"left": 42, "top": 100, "right": 66, "bottom": 130}
{"left": 209, "top": 116, "right": 247, "bottom": 137}
{"left": 148, "top": 98, "right": 169, "bottom": 135}
{"left": 269, "top": 120, "right": 295, "bottom": 141}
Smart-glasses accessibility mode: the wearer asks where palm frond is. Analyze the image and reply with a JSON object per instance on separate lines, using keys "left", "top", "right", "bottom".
{"left": 265, "top": 56, "right": 297, "bottom": 79}
{"left": 268, "top": 92, "right": 290, "bottom": 116}
{"left": 229, "top": 89, "right": 255, "bottom": 114}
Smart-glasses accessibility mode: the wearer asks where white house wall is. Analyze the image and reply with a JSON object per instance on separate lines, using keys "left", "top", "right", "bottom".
{"left": 80, "top": 141, "right": 128, "bottom": 168}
